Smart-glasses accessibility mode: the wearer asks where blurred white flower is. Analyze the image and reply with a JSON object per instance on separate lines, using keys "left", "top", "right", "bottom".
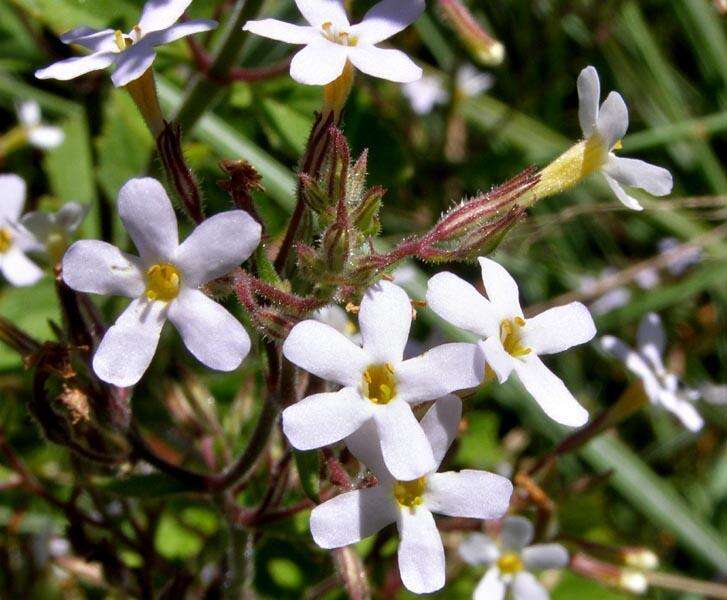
{"left": 62, "top": 177, "right": 261, "bottom": 387}
{"left": 0, "top": 174, "right": 43, "bottom": 287}
{"left": 658, "top": 237, "right": 702, "bottom": 276}
{"left": 15, "top": 101, "right": 64, "bottom": 150}
{"left": 311, "top": 395, "right": 513, "bottom": 594}
{"left": 282, "top": 280, "right": 482, "bottom": 480}
{"left": 633, "top": 268, "right": 660, "bottom": 290}
{"left": 243, "top": 0, "right": 424, "bottom": 85}
{"left": 576, "top": 66, "right": 673, "bottom": 210}
{"left": 21, "top": 202, "right": 89, "bottom": 262}
{"left": 427, "top": 257, "right": 595, "bottom": 427}
{"left": 402, "top": 64, "right": 493, "bottom": 115}
{"left": 601, "top": 312, "right": 704, "bottom": 431}
{"left": 579, "top": 270, "right": 632, "bottom": 316}
{"left": 35, "top": 0, "right": 217, "bottom": 87}
{"left": 460, "top": 516, "right": 568, "bottom": 600}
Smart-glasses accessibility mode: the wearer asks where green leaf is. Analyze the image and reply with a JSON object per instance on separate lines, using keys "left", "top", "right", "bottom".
{"left": 258, "top": 97, "right": 312, "bottom": 157}
{"left": 293, "top": 449, "right": 320, "bottom": 503}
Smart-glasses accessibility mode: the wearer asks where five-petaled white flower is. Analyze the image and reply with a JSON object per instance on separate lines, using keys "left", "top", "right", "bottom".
{"left": 62, "top": 177, "right": 261, "bottom": 387}
{"left": 311, "top": 395, "right": 513, "bottom": 594}
{"left": 243, "top": 0, "right": 424, "bottom": 85}
{"left": 601, "top": 312, "right": 703, "bottom": 431}
{"left": 282, "top": 280, "right": 482, "bottom": 480}
{"left": 21, "top": 202, "right": 89, "bottom": 262}
{"left": 427, "top": 257, "right": 596, "bottom": 427}
{"left": 16, "top": 101, "right": 64, "bottom": 150}
{"left": 0, "top": 174, "right": 43, "bottom": 287}
{"left": 459, "top": 516, "right": 569, "bottom": 600}
{"left": 35, "top": 0, "right": 217, "bottom": 87}
{"left": 576, "top": 66, "right": 673, "bottom": 211}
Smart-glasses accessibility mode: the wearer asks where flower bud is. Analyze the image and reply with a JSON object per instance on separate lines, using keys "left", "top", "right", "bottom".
{"left": 323, "top": 222, "right": 350, "bottom": 272}
{"left": 622, "top": 548, "right": 659, "bottom": 571}
{"left": 351, "top": 186, "right": 384, "bottom": 237}
{"left": 437, "top": 0, "right": 505, "bottom": 66}
{"left": 619, "top": 569, "right": 648, "bottom": 594}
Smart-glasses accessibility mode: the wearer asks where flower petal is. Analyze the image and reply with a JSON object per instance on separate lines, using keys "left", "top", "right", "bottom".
{"left": 296, "top": 0, "right": 349, "bottom": 28}
{"left": 283, "top": 320, "right": 369, "bottom": 387}
{"left": 350, "top": 0, "right": 425, "bottom": 45}
{"left": 359, "top": 280, "right": 412, "bottom": 364}
{"left": 92, "top": 298, "right": 167, "bottom": 386}
{"left": 604, "top": 174, "right": 644, "bottom": 211}
{"left": 62, "top": 240, "right": 145, "bottom": 297}
{"left": 111, "top": 44, "right": 157, "bottom": 87}
{"left": 345, "top": 419, "right": 391, "bottom": 481}
{"left": 397, "top": 507, "right": 445, "bottom": 594}
{"left": 117, "top": 178, "right": 178, "bottom": 262}
{"left": 16, "top": 100, "right": 40, "bottom": 127}
{"left": 310, "top": 485, "right": 397, "bottom": 548}
{"left": 419, "top": 394, "right": 461, "bottom": 467}
{"left": 56, "top": 202, "right": 89, "bottom": 234}
{"left": 167, "top": 288, "right": 251, "bottom": 371}
{"left": 28, "top": 126, "right": 65, "bottom": 150}
{"left": 500, "top": 516, "right": 534, "bottom": 551}
{"left": 522, "top": 543, "right": 569, "bottom": 570}
{"left": 522, "top": 302, "right": 596, "bottom": 355}
{"left": 425, "top": 470, "right": 512, "bottom": 519}
{"left": 143, "top": 20, "right": 219, "bottom": 46}
{"left": 0, "top": 174, "right": 26, "bottom": 221}
{"left": 20, "top": 211, "right": 54, "bottom": 242}
{"left": 459, "top": 533, "right": 500, "bottom": 566}
{"left": 577, "top": 65, "right": 600, "bottom": 138}
{"left": 35, "top": 52, "right": 117, "bottom": 82}
{"left": 426, "top": 271, "right": 498, "bottom": 338}
{"left": 474, "top": 567, "right": 506, "bottom": 600}
{"left": 667, "top": 398, "right": 704, "bottom": 432}
{"left": 479, "top": 337, "right": 514, "bottom": 383}
{"left": 242, "top": 19, "right": 318, "bottom": 44}
{"left": 347, "top": 45, "right": 422, "bottom": 83}
{"left": 397, "top": 343, "right": 482, "bottom": 403}
{"left": 636, "top": 312, "right": 666, "bottom": 373}
{"left": 175, "top": 210, "right": 261, "bottom": 287}
{"left": 478, "top": 257, "right": 523, "bottom": 319}
{"left": 597, "top": 91, "right": 628, "bottom": 149}
{"left": 282, "top": 387, "right": 371, "bottom": 451}
{"left": 600, "top": 336, "right": 661, "bottom": 402}
{"left": 512, "top": 572, "right": 549, "bottom": 600}
{"left": 373, "top": 400, "right": 435, "bottom": 480}
{"left": 603, "top": 156, "right": 672, "bottom": 197}
{"left": 138, "top": 0, "right": 193, "bottom": 34}
{"left": 289, "top": 38, "right": 348, "bottom": 85}
{"left": 0, "top": 248, "right": 43, "bottom": 287}
{"left": 61, "top": 27, "right": 118, "bottom": 52}
{"left": 513, "top": 356, "right": 589, "bottom": 427}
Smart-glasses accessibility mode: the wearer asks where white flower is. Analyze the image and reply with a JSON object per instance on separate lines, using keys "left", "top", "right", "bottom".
{"left": 601, "top": 312, "right": 704, "bottom": 431}
{"left": 243, "top": 0, "right": 424, "bottom": 85}
{"left": 35, "top": 0, "right": 217, "bottom": 87}
{"left": 313, "top": 304, "right": 361, "bottom": 343}
{"left": 402, "top": 64, "right": 493, "bottom": 115}
{"left": 459, "top": 516, "right": 569, "bottom": 600}
{"left": 282, "top": 280, "right": 482, "bottom": 480}
{"left": 15, "top": 101, "right": 64, "bottom": 150}
{"left": 658, "top": 237, "right": 702, "bottom": 276}
{"left": 311, "top": 395, "right": 513, "bottom": 594}
{"left": 427, "top": 257, "right": 596, "bottom": 427}
{"left": 62, "top": 177, "right": 261, "bottom": 387}
{"left": 577, "top": 66, "right": 673, "bottom": 211}
{"left": 21, "top": 202, "right": 89, "bottom": 261}
{"left": 578, "top": 269, "right": 631, "bottom": 316}
{"left": 0, "top": 174, "right": 43, "bottom": 287}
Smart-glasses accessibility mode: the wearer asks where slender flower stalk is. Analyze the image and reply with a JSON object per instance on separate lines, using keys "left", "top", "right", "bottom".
{"left": 437, "top": 0, "right": 505, "bottom": 66}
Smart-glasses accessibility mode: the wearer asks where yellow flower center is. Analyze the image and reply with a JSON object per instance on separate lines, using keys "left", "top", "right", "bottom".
{"left": 394, "top": 477, "right": 427, "bottom": 510}
{"left": 321, "top": 21, "right": 358, "bottom": 46}
{"left": 500, "top": 317, "right": 531, "bottom": 358}
{"left": 497, "top": 552, "right": 524, "bottom": 575}
{"left": 362, "top": 363, "right": 397, "bottom": 404}
{"left": 0, "top": 227, "right": 13, "bottom": 254}
{"left": 145, "top": 263, "right": 181, "bottom": 302}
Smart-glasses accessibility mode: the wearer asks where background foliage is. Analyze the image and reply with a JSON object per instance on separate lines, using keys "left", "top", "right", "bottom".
{"left": 0, "top": 0, "right": 725, "bottom": 597}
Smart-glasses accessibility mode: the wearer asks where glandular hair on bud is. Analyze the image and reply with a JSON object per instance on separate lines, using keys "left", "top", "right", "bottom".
{"left": 619, "top": 570, "right": 648, "bottom": 594}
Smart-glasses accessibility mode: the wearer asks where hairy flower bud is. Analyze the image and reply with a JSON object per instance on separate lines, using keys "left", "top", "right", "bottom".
{"left": 437, "top": 0, "right": 505, "bottom": 66}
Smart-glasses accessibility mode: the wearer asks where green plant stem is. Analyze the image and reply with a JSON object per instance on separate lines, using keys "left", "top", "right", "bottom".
{"left": 174, "top": 0, "right": 265, "bottom": 130}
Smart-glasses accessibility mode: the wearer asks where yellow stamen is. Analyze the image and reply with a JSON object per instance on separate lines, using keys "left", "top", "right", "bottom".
{"left": 394, "top": 477, "right": 427, "bottom": 511}
{"left": 114, "top": 30, "right": 129, "bottom": 52}
{"left": 500, "top": 316, "right": 531, "bottom": 358}
{"left": 0, "top": 227, "right": 13, "bottom": 254}
{"left": 497, "top": 552, "right": 524, "bottom": 575}
{"left": 613, "top": 139, "right": 623, "bottom": 151}
{"left": 362, "top": 363, "right": 397, "bottom": 405}
{"left": 145, "top": 263, "right": 181, "bottom": 302}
